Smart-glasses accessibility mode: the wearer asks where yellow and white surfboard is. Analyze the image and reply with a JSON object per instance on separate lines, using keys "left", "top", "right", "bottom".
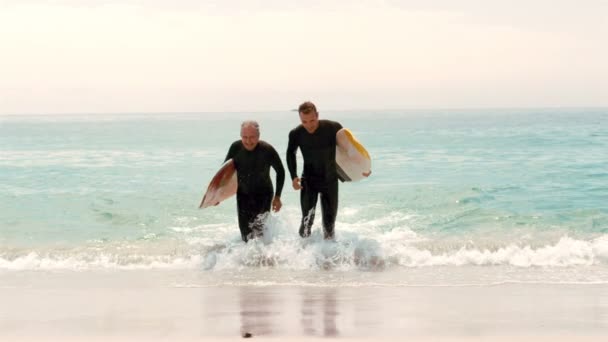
{"left": 336, "top": 128, "right": 372, "bottom": 182}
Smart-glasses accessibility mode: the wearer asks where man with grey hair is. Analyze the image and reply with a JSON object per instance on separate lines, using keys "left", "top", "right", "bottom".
{"left": 224, "top": 120, "right": 285, "bottom": 242}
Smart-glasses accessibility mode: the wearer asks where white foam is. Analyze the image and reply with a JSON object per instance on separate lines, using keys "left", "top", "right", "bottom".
{"left": 0, "top": 251, "right": 204, "bottom": 270}
{"left": 592, "top": 235, "right": 608, "bottom": 261}
{"left": 341, "top": 207, "right": 359, "bottom": 217}
{"left": 386, "top": 236, "right": 599, "bottom": 267}
{"left": 2, "top": 209, "right": 608, "bottom": 272}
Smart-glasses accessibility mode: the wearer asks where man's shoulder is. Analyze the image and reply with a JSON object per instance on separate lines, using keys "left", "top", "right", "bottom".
{"left": 258, "top": 140, "right": 275, "bottom": 150}
{"left": 289, "top": 125, "right": 305, "bottom": 136}
{"left": 226, "top": 140, "right": 243, "bottom": 161}
{"left": 320, "top": 119, "right": 342, "bottom": 127}
{"left": 319, "top": 119, "right": 342, "bottom": 131}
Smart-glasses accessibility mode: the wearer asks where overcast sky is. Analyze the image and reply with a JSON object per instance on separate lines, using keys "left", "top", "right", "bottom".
{"left": 1, "top": 0, "right": 607, "bottom": 114}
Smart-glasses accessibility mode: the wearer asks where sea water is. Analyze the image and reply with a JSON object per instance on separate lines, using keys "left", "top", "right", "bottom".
{"left": 1, "top": 109, "right": 607, "bottom": 286}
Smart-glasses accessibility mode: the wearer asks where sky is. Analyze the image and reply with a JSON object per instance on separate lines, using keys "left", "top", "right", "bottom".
{"left": 0, "top": 0, "right": 607, "bottom": 114}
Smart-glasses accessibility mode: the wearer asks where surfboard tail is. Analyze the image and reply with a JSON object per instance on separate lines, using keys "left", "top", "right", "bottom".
{"left": 199, "top": 195, "right": 208, "bottom": 208}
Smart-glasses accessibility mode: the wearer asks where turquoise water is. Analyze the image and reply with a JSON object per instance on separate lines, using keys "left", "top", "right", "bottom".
{"left": 1, "top": 109, "right": 608, "bottom": 283}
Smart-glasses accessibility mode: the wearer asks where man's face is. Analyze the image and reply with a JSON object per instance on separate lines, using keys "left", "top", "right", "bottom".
{"left": 240, "top": 126, "right": 259, "bottom": 151}
{"left": 299, "top": 111, "right": 319, "bottom": 134}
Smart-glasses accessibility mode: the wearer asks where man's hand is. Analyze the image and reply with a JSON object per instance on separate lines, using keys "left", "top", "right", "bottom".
{"left": 272, "top": 196, "right": 282, "bottom": 212}
{"left": 292, "top": 177, "right": 302, "bottom": 190}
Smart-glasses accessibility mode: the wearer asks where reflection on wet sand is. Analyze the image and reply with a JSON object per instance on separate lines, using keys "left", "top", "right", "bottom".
{"left": 237, "top": 286, "right": 340, "bottom": 337}
{"left": 239, "top": 287, "right": 276, "bottom": 337}
{"left": 300, "top": 288, "right": 339, "bottom": 337}
{"left": 208, "top": 284, "right": 608, "bottom": 338}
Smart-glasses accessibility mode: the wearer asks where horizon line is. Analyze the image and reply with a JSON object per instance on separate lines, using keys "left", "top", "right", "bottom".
{"left": 1, "top": 106, "right": 607, "bottom": 116}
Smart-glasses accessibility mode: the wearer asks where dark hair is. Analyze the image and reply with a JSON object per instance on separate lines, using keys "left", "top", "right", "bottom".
{"left": 298, "top": 101, "right": 317, "bottom": 115}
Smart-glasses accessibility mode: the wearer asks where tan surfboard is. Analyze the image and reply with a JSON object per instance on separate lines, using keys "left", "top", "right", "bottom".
{"left": 199, "top": 159, "right": 238, "bottom": 208}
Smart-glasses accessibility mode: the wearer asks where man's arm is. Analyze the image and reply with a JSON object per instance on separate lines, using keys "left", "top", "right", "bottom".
{"left": 269, "top": 146, "right": 285, "bottom": 212}
{"left": 286, "top": 130, "right": 298, "bottom": 181}
{"left": 270, "top": 146, "right": 285, "bottom": 197}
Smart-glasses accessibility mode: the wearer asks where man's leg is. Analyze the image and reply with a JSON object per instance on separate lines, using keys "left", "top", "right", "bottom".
{"left": 248, "top": 192, "right": 273, "bottom": 239}
{"left": 299, "top": 180, "right": 319, "bottom": 238}
{"left": 320, "top": 181, "right": 339, "bottom": 240}
{"left": 236, "top": 194, "right": 252, "bottom": 242}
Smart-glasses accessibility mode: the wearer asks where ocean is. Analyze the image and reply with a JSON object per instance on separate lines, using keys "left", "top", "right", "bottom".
{"left": 1, "top": 108, "right": 608, "bottom": 286}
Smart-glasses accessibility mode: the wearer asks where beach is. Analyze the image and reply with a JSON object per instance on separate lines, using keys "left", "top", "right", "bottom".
{"left": 2, "top": 270, "right": 608, "bottom": 340}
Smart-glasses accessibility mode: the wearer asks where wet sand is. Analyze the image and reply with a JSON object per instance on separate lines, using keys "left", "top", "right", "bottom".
{"left": 1, "top": 271, "right": 608, "bottom": 340}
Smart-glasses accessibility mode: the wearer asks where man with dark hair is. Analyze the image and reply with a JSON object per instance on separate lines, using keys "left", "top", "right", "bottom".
{"left": 225, "top": 121, "right": 285, "bottom": 242}
{"left": 286, "top": 101, "right": 343, "bottom": 240}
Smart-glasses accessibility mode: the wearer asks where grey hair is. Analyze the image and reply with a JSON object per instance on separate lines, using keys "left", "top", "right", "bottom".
{"left": 241, "top": 120, "right": 260, "bottom": 134}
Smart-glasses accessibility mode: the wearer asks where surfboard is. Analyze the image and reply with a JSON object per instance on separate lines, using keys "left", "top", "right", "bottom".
{"left": 199, "top": 159, "right": 238, "bottom": 209}
{"left": 336, "top": 128, "right": 372, "bottom": 182}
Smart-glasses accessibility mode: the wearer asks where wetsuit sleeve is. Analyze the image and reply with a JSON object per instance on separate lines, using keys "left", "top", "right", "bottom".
{"left": 334, "top": 121, "right": 343, "bottom": 134}
{"left": 224, "top": 141, "right": 239, "bottom": 162}
{"left": 286, "top": 130, "right": 298, "bottom": 180}
{"left": 269, "top": 146, "right": 285, "bottom": 197}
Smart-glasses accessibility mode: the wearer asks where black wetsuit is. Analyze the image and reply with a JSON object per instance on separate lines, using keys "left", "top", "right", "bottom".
{"left": 286, "top": 120, "right": 343, "bottom": 239}
{"left": 225, "top": 140, "right": 285, "bottom": 242}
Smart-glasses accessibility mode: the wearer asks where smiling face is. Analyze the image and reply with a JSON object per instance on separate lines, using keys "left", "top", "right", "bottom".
{"left": 299, "top": 110, "right": 319, "bottom": 134}
{"left": 240, "top": 125, "right": 259, "bottom": 151}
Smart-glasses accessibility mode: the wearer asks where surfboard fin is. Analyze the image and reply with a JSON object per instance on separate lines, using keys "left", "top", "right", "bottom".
{"left": 336, "top": 164, "right": 350, "bottom": 182}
